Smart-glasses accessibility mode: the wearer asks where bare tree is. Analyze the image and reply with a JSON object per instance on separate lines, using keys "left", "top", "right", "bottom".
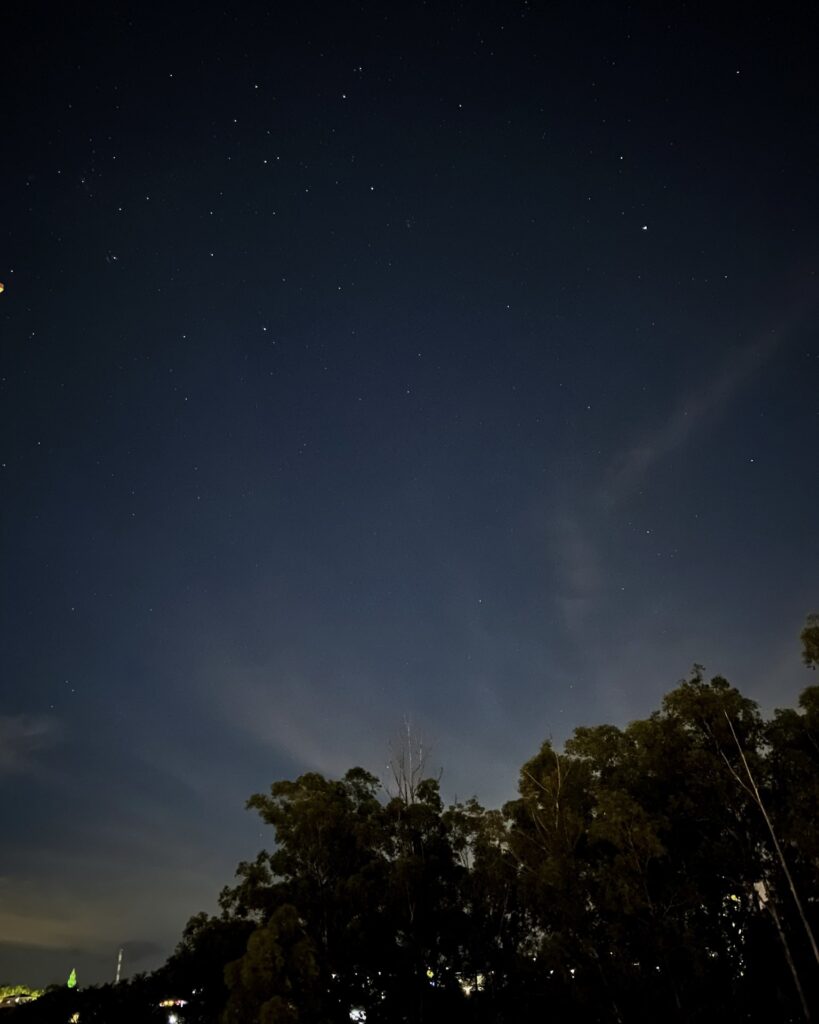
{"left": 386, "top": 717, "right": 438, "bottom": 803}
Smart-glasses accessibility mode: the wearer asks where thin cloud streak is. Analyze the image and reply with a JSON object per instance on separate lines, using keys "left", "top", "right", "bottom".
{"left": 547, "top": 513, "right": 601, "bottom": 637}
{"left": 0, "top": 715, "right": 60, "bottom": 776}
{"left": 210, "top": 664, "right": 394, "bottom": 779}
{"left": 602, "top": 331, "right": 783, "bottom": 508}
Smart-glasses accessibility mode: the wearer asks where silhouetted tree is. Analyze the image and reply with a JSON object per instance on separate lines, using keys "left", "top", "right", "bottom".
{"left": 17, "top": 621, "right": 819, "bottom": 1024}
{"left": 800, "top": 613, "right": 819, "bottom": 668}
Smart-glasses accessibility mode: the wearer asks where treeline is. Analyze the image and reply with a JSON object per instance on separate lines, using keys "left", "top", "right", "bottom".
{"left": 11, "top": 621, "right": 819, "bottom": 1023}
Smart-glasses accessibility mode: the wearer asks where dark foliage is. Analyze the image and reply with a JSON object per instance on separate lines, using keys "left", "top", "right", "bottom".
{"left": 10, "top": 619, "right": 819, "bottom": 1023}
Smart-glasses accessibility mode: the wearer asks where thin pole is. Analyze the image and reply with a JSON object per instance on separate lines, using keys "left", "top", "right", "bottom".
{"left": 756, "top": 881, "right": 810, "bottom": 1022}
{"left": 724, "top": 713, "right": 819, "bottom": 967}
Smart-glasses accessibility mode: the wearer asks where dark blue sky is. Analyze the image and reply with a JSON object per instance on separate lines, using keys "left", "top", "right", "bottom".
{"left": 2, "top": 0, "right": 817, "bottom": 987}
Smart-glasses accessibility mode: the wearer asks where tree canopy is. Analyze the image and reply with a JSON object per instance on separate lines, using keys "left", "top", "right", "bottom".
{"left": 8, "top": 621, "right": 819, "bottom": 1023}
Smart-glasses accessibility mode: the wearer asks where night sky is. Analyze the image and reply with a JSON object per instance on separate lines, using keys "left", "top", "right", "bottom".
{"left": 2, "top": 0, "right": 818, "bottom": 987}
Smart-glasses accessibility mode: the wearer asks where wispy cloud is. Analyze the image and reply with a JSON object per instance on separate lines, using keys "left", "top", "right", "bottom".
{"left": 602, "top": 331, "right": 783, "bottom": 507}
{"left": 531, "top": 325, "right": 796, "bottom": 688}
{"left": 211, "top": 662, "right": 393, "bottom": 778}
{"left": 547, "top": 512, "right": 601, "bottom": 636}
{"left": 0, "top": 877, "right": 101, "bottom": 950}
{"left": 0, "top": 715, "right": 60, "bottom": 776}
